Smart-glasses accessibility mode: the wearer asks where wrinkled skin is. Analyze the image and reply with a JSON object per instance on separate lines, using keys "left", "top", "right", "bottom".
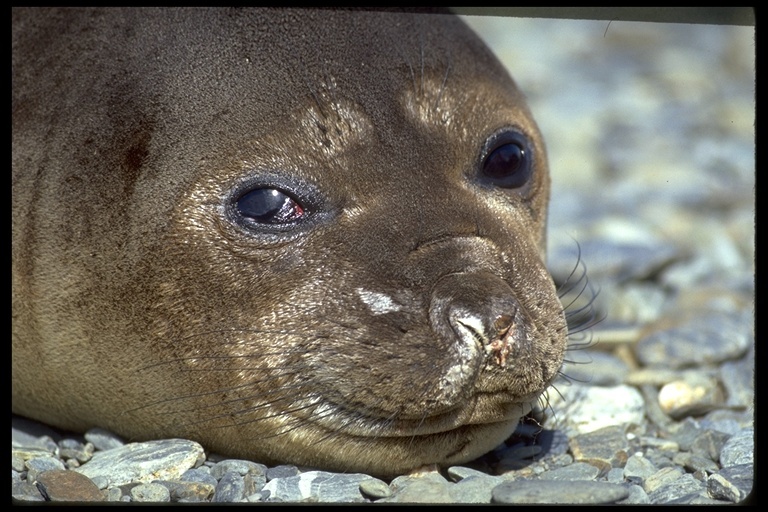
{"left": 12, "top": 8, "right": 567, "bottom": 476}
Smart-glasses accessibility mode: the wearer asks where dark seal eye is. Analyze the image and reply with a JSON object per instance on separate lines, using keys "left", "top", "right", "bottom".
{"left": 481, "top": 132, "right": 533, "bottom": 189}
{"left": 236, "top": 188, "right": 305, "bottom": 224}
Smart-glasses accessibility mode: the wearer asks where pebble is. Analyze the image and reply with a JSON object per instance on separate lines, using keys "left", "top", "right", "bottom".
{"left": 9, "top": 14, "right": 754, "bottom": 506}
{"left": 34, "top": 470, "right": 103, "bottom": 501}
{"left": 84, "top": 428, "right": 125, "bottom": 451}
{"left": 130, "top": 482, "right": 171, "bottom": 502}
{"left": 492, "top": 480, "right": 629, "bottom": 504}
{"left": 25, "top": 456, "right": 66, "bottom": 483}
{"left": 719, "top": 427, "right": 754, "bottom": 467}
{"left": 73, "top": 439, "right": 205, "bottom": 487}
{"left": 212, "top": 471, "right": 245, "bottom": 502}
{"left": 262, "top": 471, "right": 372, "bottom": 503}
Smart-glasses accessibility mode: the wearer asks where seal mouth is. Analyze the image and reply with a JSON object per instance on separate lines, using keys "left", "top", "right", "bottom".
{"left": 302, "top": 390, "right": 541, "bottom": 439}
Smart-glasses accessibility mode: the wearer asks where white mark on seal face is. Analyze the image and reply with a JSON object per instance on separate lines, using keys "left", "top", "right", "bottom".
{"left": 356, "top": 288, "right": 402, "bottom": 315}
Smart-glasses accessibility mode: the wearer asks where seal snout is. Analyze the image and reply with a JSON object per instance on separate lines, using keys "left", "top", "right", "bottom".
{"left": 430, "top": 272, "right": 523, "bottom": 373}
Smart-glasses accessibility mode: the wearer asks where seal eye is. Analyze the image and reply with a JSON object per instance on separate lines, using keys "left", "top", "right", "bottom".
{"left": 481, "top": 133, "right": 532, "bottom": 189}
{"left": 236, "top": 188, "right": 305, "bottom": 224}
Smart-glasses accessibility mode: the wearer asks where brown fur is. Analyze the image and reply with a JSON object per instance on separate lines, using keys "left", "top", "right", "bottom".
{"left": 12, "top": 8, "right": 567, "bottom": 476}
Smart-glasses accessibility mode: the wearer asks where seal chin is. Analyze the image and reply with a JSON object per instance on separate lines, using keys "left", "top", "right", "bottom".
{"left": 301, "top": 390, "right": 538, "bottom": 439}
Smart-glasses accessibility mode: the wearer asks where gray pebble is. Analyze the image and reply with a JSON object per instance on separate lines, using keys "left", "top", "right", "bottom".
{"left": 156, "top": 479, "right": 215, "bottom": 502}
{"left": 672, "top": 452, "right": 720, "bottom": 474}
{"left": 492, "top": 480, "right": 629, "bottom": 504}
{"left": 545, "top": 384, "right": 644, "bottom": 436}
{"left": 569, "top": 425, "right": 630, "bottom": 471}
{"left": 12, "top": 479, "right": 45, "bottom": 502}
{"left": 266, "top": 464, "right": 300, "bottom": 480}
{"left": 719, "top": 427, "right": 753, "bottom": 467}
{"left": 74, "top": 439, "right": 204, "bottom": 487}
{"left": 106, "top": 487, "right": 123, "bottom": 501}
{"left": 643, "top": 466, "right": 684, "bottom": 493}
{"left": 84, "top": 428, "right": 125, "bottom": 451}
{"left": 690, "top": 429, "right": 730, "bottom": 462}
{"left": 624, "top": 453, "right": 657, "bottom": 483}
{"left": 11, "top": 455, "right": 26, "bottom": 473}
{"left": 539, "top": 462, "right": 600, "bottom": 481}
{"left": 448, "top": 475, "right": 503, "bottom": 503}
{"left": 358, "top": 477, "right": 392, "bottom": 499}
{"left": 11, "top": 416, "right": 61, "bottom": 453}
{"left": 561, "top": 350, "right": 629, "bottom": 386}
{"left": 446, "top": 465, "right": 494, "bottom": 482}
{"left": 635, "top": 311, "right": 751, "bottom": 368}
{"left": 263, "top": 471, "right": 371, "bottom": 503}
{"left": 647, "top": 473, "right": 706, "bottom": 504}
{"left": 710, "top": 464, "right": 753, "bottom": 503}
{"left": 25, "top": 456, "right": 66, "bottom": 483}
{"left": 210, "top": 458, "right": 267, "bottom": 480}
{"left": 181, "top": 467, "right": 218, "bottom": 487}
{"left": 212, "top": 471, "right": 245, "bottom": 503}
{"left": 618, "top": 484, "right": 650, "bottom": 504}
{"left": 130, "top": 482, "right": 171, "bottom": 502}
{"left": 58, "top": 438, "right": 94, "bottom": 463}
{"left": 381, "top": 472, "right": 452, "bottom": 503}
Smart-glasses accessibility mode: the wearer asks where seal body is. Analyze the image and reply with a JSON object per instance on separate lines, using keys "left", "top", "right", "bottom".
{"left": 12, "top": 8, "right": 567, "bottom": 476}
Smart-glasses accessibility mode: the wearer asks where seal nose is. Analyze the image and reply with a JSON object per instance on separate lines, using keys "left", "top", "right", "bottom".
{"left": 429, "top": 272, "right": 522, "bottom": 369}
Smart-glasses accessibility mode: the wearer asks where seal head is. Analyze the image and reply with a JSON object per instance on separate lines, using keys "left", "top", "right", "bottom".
{"left": 12, "top": 8, "right": 567, "bottom": 476}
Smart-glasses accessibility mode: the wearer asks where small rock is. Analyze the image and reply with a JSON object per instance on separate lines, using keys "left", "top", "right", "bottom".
{"left": 266, "top": 464, "right": 300, "bottom": 481}
{"left": 690, "top": 429, "right": 730, "bottom": 462}
{"left": 130, "top": 482, "right": 171, "bottom": 502}
{"left": 35, "top": 470, "right": 103, "bottom": 502}
{"left": 263, "top": 471, "right": 371, "bottom": 503}
{"left": 25, "top": 456, "right": 66, "bottom": 483}
{"left": 569, "top": 425, "right": 630, "bottom": 471}
{"left": 492, "top": 480, "right": 629, "bottom": 504}
{"left": 84, "top": 428, "right": 125, "bottom": 451}
{"left": 647, "top": 473, "right": 706, "bottom": 504}
{"left": 212, "top": 471, "right": 245, "bottom": 503}
{"left": 358, "top": 478, "right": 392, "bottom": 499}
{"left": 643, "top": 466, "right": 684, "bottom": 494}
{"left": 658, "top": 373, "right": 724, "bottom": 418}
{"left": 719, "top": 427, "right": 753, "bottom": 467}
{"left": 74, "top": 439, "right": 204, "bottom": 487}
{"left": 539, "top": 462, "right": 600, "bottom": 481}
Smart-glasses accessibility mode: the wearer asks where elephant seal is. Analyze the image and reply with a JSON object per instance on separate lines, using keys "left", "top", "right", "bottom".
{"left": 12, "top": 8, "right": 567, "bottom": 476}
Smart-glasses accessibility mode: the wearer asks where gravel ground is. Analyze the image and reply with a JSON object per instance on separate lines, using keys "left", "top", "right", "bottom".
{"left": 12, "top": 9, "right": 755, "bottom": 504}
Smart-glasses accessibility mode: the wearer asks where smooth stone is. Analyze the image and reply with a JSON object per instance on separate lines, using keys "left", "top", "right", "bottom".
{"left": 657, "top": 373, "right": 724, "bottom": 418}
{"left": 157, "top": 480, "right": 215, "bottom": 502}
{"left": 84, "top": 428, "right": 125, "bottom": 451}
{"left": 690, "top": 429, "right": 730, "bottom": 462}
{"left": 642, "top": 466, "right": 684, "bottom": 493}
{"left": 74, "top": 439, "right": 204, "bottom": 487}
{"left": 538, "top": 462, "right": 600, "bottom": 481}
{"left": 212, "top": 471, "right": 245, "bottom": 503}
{"left": 25, "top": 456, "right": 66, "bottom": 483}
{"left": 34, "top": 469, "right": 103, "bottom": 502}
{"left": 569, "top": 425, "right": 631, "bottom": 471}
{"left": 545, "top": 384, "right": 644, "bottom": 435}
{"left": 647, "top": 473, "right": 706, "bottom": 504}
{"left": 623, "top": 453, "right": 657, "bottom": 483}
{"left": 358, "top": 478, "right": 392, "bottom": 499}
{"left": 719, "top": 427, "right": 753, "bottom": 467}
{"left": 181, "top": 467, "right": 218, "bottom": 487}
{"left": 209, "top": 459, "right": 266, "bottom": 480}
{"left": 263, "top": 471, "right": 371, "bottom": 503}
{"left": 492, "top": 480, "right": 629, "bottom": 504}
{"left": 266, "top": 464, "right": 300, "bottom": 481}
{"left": 130, "top": 482, "right": 171, "bottom": 502}
{"left": 635, "top": 311, "right": 751, "bottom": 368}
{"left": 448, "top": 475, "right": 503, "bottom": 503}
